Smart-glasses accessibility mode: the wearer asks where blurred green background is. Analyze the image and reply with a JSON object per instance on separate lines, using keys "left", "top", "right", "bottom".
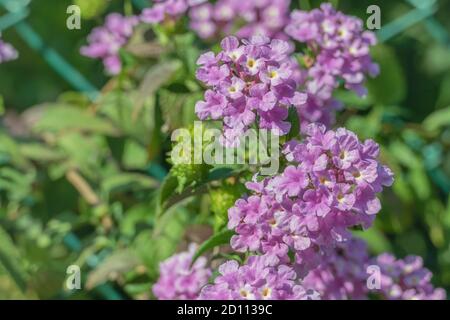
{"left": 0, "top": 0, "right": 449, "bottom": 299}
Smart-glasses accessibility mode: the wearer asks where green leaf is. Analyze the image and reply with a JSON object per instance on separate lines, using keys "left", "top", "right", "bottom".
{"left": 345, "top": 106, "right": 382, "bottom": 139}
{"left": 19, "top": 143, "right": 65, "bottom": 162}
{"left": 120, "top": 203, "right": 155, "bottom": 237}
{"left": 33, "top": 104, "right": 118, "bottom": 135}
{"left": 101, "top": 173, "right": 158, "bottom": 196}
{"left": 135, "top": 60, "right": 181, "bottom": 111}
{"left": 122, "top": 140, "right": 148, "bottom": 169}
{"left": 352, "top": 228, "right": 392, "bottom": 254}
{"left": 299, "top": 0, "right": 311, "bottom": 10}
{"left": 55, "top": 132, "right": 107, "bottom": 179}
{"left": 0, "top": 96, "right": 4, "bottom": 115}
{"left": 0, "top": 133, "right": 30, "bottom": 169}
{"left": 99, "top": 91, "right": 154, "bottom": 144}
{"left": 135, "top": 207, "right": 190, "bottom": 277}
{"left": 157, "top": 173, "right": 179, "bottom": 209}
{"left": 206, "top": 167, "right": 235, "bottom": 182}
{"left": 0, "top": 167, "right": 35, "bottom": 203}
{"left": 424, "top": 44, "right": 450, "bottom": 75}
{"left": 158, "top": 166, "right": 242, "bottom": 215}
{"left": 388, "top": 140, "right": 421, "bottom": 169}
{"left": 334, "top": 89, "right": 372, "bottom": 110}
{"left": 192, "top": 230, "right": 235, "bottom": 264}
{"left": 409, "top": 168, "right": 431, "bottom": 200}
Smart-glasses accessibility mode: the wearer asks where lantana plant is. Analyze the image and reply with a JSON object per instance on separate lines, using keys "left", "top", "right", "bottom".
{"left": 78, "top": 1, "right": 446, "bottom": 300}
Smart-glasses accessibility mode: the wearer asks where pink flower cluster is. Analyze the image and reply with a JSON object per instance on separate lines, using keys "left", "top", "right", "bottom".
{"left": 0, "top": 35, "right": 18, "bottom": 64}
{"left": 81, "top": 13, "right": 138, "bottom": 75}
{"left": 152, "top": 244, "right": 211, "bottom": 300}
{"left": 285, "top": 3, "right": 379, "bottom": 129}
{"left": 189, "top": 0, "right": 291, "bottom": 40}
{"left": 302, "top": 238, "right": 369, "bottom": 300}
{"left": 228, "top": 123, "right": 394, "bottom": 269}
{"left": 199, "top": 255, "right": 319, "bottom": 300}
{"left": 371, "top": 254, "right": 446, "bottom": 300}
{"left": 195, "top": 35, "right": 305, "bottom": 145}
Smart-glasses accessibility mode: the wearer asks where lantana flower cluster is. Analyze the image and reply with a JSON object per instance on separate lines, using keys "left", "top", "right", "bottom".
{"left": 371, "top": 253, "right": 446, "bottom": 300}
{"left": 228, "top": 123, "right": 394, "bottom": 270}
{"left": 0, "top": 35, "right": 18, "bottom": 64}
{"left": 152, "top": 244, "right": 211, "bottom": 300}
{"left": 285, "top": 3, "right": 379, "bottom": 129}
{"left": 140, "top": 0, "right": 204, "bottom": 24}
{"left": 140, "top": 0, "right": 290, "bottom": 40}
{"left": 195, "top": 35, "right": 305, "bottom": 145}
{"left": 81, "top": 13, "right": 138, "bottom": 74}
{"left": 199, "top": 254, "right": 319, "bottom": 300}
{"left": 189, "top": 0, "right": 291, "bottom": 40}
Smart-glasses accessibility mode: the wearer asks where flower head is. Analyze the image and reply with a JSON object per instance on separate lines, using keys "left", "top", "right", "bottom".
{"left": 199, "top": 254, "right": 320, "bottom": 300}
{"left": 285, "top": 3, "right": 379, "bottom": 130}
{"left": 153, "top": 244, "right": 212, "bottom": 300}
{"left": 371, "top": 254, "right": 446, "bottom": 300}
{"left": 190, "top": 0, "right": 291, "bottom": 40}
{"left": 302, "top": 238, "right": 369, "bottom": 299}
{"left": 141, "top": 0, "right": 203, "bottom": 24}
